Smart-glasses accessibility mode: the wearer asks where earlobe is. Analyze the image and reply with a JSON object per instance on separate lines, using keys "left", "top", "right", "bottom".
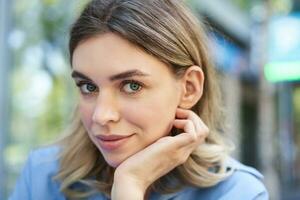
{"left": 178, "top": 66, "right": 204, "bottom": 109}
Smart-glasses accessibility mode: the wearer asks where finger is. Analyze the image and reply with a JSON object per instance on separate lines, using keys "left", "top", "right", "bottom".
{"left": 173, "top": 119, "right": 197, "bottom": 139}
{"left": 171, "top": 132, "right": 196, "bottom": 147}
{"left": 175, "top": 107, "right": 189, "bottom": 119}
{"left": 176, "top": 108, "right": 200, "bottom": 131}
{"left": 176, "top": 108, "right": 208, "bottom": 137}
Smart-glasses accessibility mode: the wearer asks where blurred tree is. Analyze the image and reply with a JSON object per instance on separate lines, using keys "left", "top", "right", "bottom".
{"left": 6, "top": 0, "right": 87, "bottom": 197}
{"left": 269, "top": 0, "right": 293, "bottom": 14}
{"left": 229, "top": 0, "right": 293, "bottom": 14}
{"left": 231, "top": 0, "right": 251, "bottom": 11}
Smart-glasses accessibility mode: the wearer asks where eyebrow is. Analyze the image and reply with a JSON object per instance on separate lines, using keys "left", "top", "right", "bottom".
{"left": 71, "top": 69, "right": 150, "bottom": 81}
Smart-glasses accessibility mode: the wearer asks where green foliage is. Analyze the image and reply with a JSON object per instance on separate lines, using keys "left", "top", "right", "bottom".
{"left": 294, "top": 87, "right": 300, "bottom": 136}
{"left": 35, "top": 75, "right": 77, "bottom": 145}
{"left": 231, "top": 0, "right": 251, "bottom": 11}
{"left": 6, "top": 0, "right": 85, "bottom": 196}
{"left": 269, "top": 0, "right": 293, "bottom": 14}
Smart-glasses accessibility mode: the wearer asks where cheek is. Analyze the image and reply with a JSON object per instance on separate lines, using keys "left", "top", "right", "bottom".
{"left": 78, "top": 101, "right": 94, "bottom": 130}
{"left": 122, "top": 93, "right": 177, "bottom": 138}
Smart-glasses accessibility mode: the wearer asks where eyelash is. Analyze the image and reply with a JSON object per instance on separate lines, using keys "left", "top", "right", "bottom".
{"left": 75, "top": 80, "right": 145, "bottom": 96}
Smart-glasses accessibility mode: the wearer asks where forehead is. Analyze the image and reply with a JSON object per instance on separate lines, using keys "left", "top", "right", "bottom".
{"left": 72, "top": 33, "right": 173, "bottom": 80}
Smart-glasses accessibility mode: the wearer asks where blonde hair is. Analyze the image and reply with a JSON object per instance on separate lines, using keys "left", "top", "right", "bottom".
{"left": 54, "top": 0, "right": 233, "bottom": 198}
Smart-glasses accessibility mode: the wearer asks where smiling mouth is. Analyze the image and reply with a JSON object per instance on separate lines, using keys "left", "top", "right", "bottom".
{"left": 95, "top": 134, "right": 133, "bottom": 151}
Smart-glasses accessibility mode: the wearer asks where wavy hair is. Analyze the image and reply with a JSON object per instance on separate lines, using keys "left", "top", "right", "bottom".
{"left": 54, "top": 0, "right": 233, "bottom": 198}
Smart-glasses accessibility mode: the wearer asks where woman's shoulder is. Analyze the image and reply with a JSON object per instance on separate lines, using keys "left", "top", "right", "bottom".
{"left": 9, "top": 145, "right": 65, "bottom": 200}
{"left": 10, "top": 145, "right": 109, "bottom": 200}
{"left": 211, "top": 157, "right": 269, "bottom": 199}
{"left": 154, "top": 157, "right": 269, "bottom": 200}
{"left": 25, "top": 145, "right": 61, "bottom": 176}
{"left": 29, "top": 145, "right": 61, "bottom": 162}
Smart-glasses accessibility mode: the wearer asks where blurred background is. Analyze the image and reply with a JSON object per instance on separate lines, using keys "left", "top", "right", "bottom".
{"left": 0, "top": 0, "right": 299, "bottom": 199}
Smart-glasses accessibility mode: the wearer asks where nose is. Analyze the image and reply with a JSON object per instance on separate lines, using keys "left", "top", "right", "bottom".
{"left": 92, "top": 92, "right": 120, "bottom": 126}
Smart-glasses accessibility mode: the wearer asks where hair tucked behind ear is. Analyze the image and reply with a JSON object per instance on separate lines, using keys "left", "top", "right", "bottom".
{"left": 54, "top": 0, "right": 234, "bottom": 198}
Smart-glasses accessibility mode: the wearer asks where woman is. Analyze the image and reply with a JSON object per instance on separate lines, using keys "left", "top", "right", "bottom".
{"left": 10, "top": 0, "right": 268, "bottom": 199}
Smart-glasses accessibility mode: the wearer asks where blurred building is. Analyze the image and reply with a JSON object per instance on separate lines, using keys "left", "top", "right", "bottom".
{"left": 190, "top": 0, "right": 300, "bottom": 200}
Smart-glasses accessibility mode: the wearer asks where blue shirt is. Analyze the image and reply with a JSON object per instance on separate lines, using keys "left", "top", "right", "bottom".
{"left": 9, "top": 146, "right": 269, "bottom": 200}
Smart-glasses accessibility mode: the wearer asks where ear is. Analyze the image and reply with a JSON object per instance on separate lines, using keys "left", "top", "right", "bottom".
{"left": 178, "top": 65, "right": 205, "bottom": 109}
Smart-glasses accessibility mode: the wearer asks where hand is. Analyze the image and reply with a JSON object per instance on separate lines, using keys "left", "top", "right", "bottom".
{"left": 111, "top": 108, "right": 209, "bottom": 200}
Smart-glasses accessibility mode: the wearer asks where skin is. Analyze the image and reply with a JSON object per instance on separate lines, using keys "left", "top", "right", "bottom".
{"left": 72, "top": 33, "right": 208, "bottom": 199}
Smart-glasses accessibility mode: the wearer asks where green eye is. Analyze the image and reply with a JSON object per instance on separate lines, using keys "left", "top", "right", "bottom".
{"left": 123, "top": 81, "right": 142, "bottom": 93}
{"left": 78, "top": 83, "right": 97, "bottom": 94}
{"left": 86, "top": 84, "right": 97, "bottom": 92}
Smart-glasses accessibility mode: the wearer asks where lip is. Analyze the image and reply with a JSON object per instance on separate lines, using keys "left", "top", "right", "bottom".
{"left": 95, "top": 134, "right": 133, "bottom": 151}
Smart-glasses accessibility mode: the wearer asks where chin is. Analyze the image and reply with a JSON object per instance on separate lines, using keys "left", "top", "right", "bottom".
{"left": 101, "top": 148, "right": 137, "bottom": 168}
{"left": 104, "top": 157, "right": 123, "bottom": 168}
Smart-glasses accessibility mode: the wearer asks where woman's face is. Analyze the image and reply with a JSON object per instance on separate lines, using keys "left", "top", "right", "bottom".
{"left": 72, "top": 33, "right": 183, "bottom": 167}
